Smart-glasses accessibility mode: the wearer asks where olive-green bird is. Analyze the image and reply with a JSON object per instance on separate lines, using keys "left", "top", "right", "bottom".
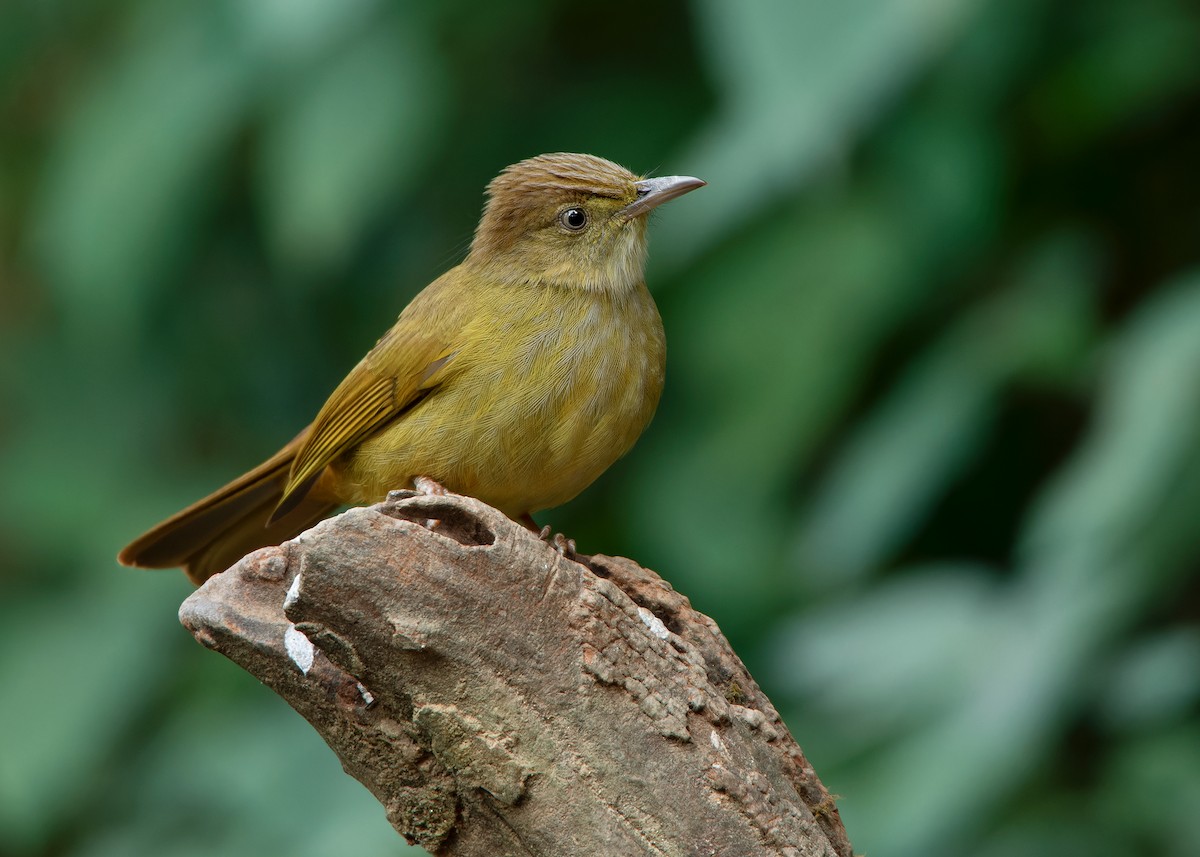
{"left": 119, "top": 153, "right": 704, "bottom": 584}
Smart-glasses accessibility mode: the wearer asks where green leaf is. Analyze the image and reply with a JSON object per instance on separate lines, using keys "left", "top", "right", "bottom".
{"left": 656, "top": 0, "right": 985, "bottom": 267}
{"left": 792, "top": 233, "right": 1097, "bottom": 585}
{"left": 256, "top": 24, "right": 448, "bottom": 275}
{"left": 1022, "top": 271, "right": 1200, "bottom": 581}
{"left": 0, "top": 578, "right": 184, "bottom": 852}
{"left": 30, "top": 2, "right": 251, "bottom": 329}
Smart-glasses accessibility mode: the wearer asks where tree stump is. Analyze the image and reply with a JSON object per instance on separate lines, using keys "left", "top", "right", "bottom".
{"left": 178, "top": 490, "right": 852, "bottom": 857}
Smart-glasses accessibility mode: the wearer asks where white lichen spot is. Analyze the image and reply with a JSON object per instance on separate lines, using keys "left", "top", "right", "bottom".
{"left": 710, "top": 729, "right": 728, "bottom": 754}
{"left": 284, "top": 573, "right": 302, "bottom": 610}
{"left": 284, "top": 625, "right": 314, "bottom": 674}
{"left": 637, "top": 606, "right": 670, "bottom": 640}
{"left": 356, "top": 682, "right": 375, "bottom": 707}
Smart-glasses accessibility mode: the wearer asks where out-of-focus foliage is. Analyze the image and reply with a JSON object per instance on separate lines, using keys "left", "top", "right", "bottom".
{"left": 2, "top": 0, "right": 1198, "bottom": 854}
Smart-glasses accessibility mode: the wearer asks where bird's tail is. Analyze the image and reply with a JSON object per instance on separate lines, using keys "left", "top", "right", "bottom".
{"left": 118, "top": 430, "right": 339, "bottom": 585}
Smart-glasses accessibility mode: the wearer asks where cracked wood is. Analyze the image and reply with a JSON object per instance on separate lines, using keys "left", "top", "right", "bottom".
{"left": 178, "top": 491, "right": 853, "bottom": 857}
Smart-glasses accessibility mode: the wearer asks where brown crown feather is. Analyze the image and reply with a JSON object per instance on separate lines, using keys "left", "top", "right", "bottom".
{"left": 470, "top": 153, "right": 641, "bottom": 256}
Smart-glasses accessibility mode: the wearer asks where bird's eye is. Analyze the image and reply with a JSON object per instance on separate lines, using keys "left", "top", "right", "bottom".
{"left": 559, "top": 207, "right": 588, "bottom": 231}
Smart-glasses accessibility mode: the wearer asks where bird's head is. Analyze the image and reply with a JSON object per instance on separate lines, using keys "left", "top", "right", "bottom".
{"left": 467, "top": 153, "right": 704, "bottom": 292}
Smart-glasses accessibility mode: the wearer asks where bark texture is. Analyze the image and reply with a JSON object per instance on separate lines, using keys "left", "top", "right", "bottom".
{"left": 178, "top": 490, "right": 852, "bottom": 857}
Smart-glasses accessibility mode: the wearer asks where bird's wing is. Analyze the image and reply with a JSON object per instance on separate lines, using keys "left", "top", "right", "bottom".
{"left": 269, "top": 282, "right": 462, "bottom": 522}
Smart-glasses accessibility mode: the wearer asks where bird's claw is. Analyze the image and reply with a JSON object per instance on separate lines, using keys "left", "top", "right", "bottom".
{"left": 537, "top": 525, "right": 576, "bottom": 558}
{"left": 554, "top": 533, "right": 577, "bottom": 557}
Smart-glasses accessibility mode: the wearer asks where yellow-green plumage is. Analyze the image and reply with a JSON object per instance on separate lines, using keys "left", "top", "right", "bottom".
{"left": 119, "top": 153, "right": 703, "bottom": 583}
{"left": 335, "top": 272, "right": 665, "bottom": 516}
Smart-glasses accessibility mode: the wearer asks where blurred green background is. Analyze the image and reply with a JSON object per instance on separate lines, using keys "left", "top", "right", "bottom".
{"left": 3, "top": 0, "right": 1200, "bottom": 855}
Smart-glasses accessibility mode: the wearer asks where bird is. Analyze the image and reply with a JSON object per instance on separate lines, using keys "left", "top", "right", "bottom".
{"left": 118, "top": 152, "right": 704, "bottom": 584}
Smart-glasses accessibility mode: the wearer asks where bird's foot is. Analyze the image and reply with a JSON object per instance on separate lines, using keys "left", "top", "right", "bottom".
{"left": 413, "top": 476, "right": 449, "bottom": 496}
{"left": 537, "top": 524, "right": 577, "bottom": 559}
{"left": 412, "top": 476, "right": 449, "bottom": 530}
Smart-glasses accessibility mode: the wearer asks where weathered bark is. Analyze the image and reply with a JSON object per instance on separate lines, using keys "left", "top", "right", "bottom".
{"left": 178, "top": 490, "right": 852, "bottom": 857}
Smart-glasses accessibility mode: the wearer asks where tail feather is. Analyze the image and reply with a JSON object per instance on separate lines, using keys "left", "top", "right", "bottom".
{"left": 119, "top": 430, "right": 339, "bottom": 584}
{"left": 178, "top": 490, "right": 338, "bottom": 585}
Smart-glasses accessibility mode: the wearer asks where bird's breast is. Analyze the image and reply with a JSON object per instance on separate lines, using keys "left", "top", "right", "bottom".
{"left": 341, "top": 282, "right": 666, "bottom": 515}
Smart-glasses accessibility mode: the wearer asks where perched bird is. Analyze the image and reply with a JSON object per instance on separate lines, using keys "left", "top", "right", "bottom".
{"left": 119, "top": 153, "right": 704, "bottom": 583}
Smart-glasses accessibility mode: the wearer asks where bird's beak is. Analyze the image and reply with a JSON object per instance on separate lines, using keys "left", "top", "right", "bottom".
{"left": 622, "top": 175, "right": 706, "bottom": 219}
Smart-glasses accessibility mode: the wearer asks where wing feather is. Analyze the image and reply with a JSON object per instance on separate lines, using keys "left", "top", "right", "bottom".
{"left": 269, "top": 274, "right": 467, "bottom": 522}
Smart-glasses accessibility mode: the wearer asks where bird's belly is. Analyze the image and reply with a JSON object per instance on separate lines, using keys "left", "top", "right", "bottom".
{"left": 335, "top": 296, "right": 665, "bottom": 516}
